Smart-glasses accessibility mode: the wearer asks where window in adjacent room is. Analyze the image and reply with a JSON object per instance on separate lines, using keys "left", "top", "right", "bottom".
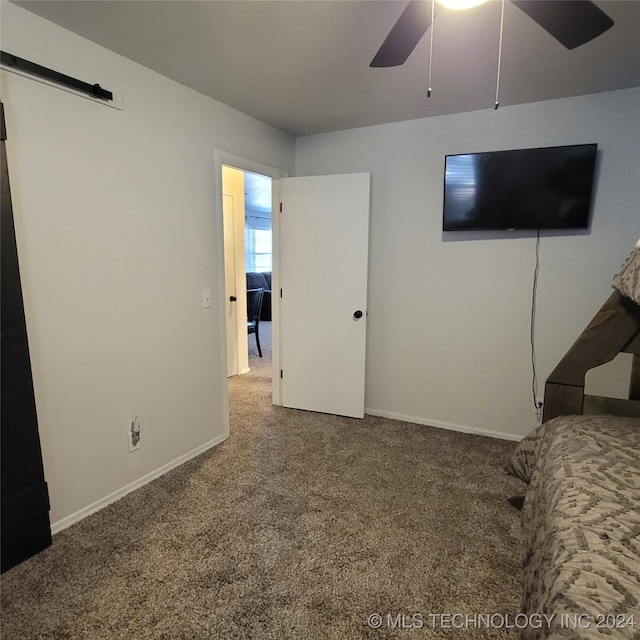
{"left": 245, "top": 217, "right": 272, "bottom": 272}
{"left": 244, "top": 172, "right": 272, "bottom": 273}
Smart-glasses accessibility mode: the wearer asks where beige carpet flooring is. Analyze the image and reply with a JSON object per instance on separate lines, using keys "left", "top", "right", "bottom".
{"left": 1, "top": 322, "right": 525, "bottom": 639}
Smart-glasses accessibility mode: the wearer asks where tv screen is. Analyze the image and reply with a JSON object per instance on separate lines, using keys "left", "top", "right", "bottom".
{"left": 443, "top": 143, "right": 597, "bottom": 231}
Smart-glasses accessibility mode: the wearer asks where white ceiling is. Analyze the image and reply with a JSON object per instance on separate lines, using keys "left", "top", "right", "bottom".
{"left": 11, "top": 0, "right": 640, "bottom": 136}
{"left": 244, "top": 171, "right": 273, "bottom": 213}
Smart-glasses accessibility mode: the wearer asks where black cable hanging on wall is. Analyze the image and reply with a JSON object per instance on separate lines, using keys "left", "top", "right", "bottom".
{"left": 531, "top": 228, "right": 542, "bottom": 413}
{"left": 0, "top": 51, "right": 113, "bottom": 102}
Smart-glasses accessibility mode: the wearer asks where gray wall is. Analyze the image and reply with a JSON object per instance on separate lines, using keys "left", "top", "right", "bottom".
{"left": 296, "top": 88, "right": 640, "bottom": 439}
{"left": 3, "top": 0, "right": 639, "bottom": 530}
{"left": 1, "top": 3, "right": 294, "bottom": 529}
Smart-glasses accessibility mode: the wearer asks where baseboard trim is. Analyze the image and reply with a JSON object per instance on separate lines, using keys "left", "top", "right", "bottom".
{"left": 50, "top": 434, "right": 228, "bottom": 534}
{"left": 364, "top": 408, "right": 523, "bottom": 442}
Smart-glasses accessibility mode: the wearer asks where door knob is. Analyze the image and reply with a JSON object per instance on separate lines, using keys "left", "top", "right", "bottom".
{"left": 353, "top": 310, "right": 363, "bottom": 319}
{"left": 230, "top": 296, "right": 237, "bottom": 302}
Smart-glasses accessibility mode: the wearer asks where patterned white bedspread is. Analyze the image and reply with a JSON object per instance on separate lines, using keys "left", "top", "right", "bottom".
{"left": 508, "top": 415, "right": 640, "bottom": 639}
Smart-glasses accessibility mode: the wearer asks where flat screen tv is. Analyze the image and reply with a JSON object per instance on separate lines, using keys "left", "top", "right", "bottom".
{"left": 442, "top": 143, "right": 598, "bottom": 231}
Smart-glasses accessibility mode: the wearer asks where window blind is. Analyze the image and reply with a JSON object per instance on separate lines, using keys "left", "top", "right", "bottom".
{"left": 245, "top": 215, "right": 272, "bottom": 273}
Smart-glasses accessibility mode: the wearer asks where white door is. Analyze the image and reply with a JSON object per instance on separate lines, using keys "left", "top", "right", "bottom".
{"left": 222, "top": 166, "right": 249, "bottom": 377}
{"left": 280, "top": 173, "right": 370, "bottom": 418}
{"left": 223, "top": 194, "right": 239, "bottom": 377}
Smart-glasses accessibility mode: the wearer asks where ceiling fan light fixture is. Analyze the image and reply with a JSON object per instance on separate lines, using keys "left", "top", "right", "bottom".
{"left": 437, "top": 0, "right": 489, "bottom": 10}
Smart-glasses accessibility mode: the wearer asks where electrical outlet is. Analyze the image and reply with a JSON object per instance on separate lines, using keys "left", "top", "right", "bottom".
{"left": 534, "top": 399, "right": 544, "bottom": 422}
{"left": 128, "top": 417, "right": 141, "bottom": 453}
{"left": 127, "top": 433, "right": 140, "bottom": 452}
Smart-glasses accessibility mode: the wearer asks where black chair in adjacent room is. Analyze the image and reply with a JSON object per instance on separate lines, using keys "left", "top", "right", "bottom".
{"left": 246, "top": 287, "right": 265, "bottom": 357}
{"left": 246, "top": 272, "right": 272, "bottom": 321}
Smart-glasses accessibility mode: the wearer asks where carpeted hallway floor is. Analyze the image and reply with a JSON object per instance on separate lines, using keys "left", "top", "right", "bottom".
{"left": 1, "top": 322, "right": 525, "bottom": 639}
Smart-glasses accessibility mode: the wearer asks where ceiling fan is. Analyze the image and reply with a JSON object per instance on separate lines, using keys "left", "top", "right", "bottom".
{"left": 370, "top": 0, "right": 615, "bottom": 68}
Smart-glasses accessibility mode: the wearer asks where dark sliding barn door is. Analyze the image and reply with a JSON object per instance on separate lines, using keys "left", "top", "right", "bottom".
{"left": 1, "top": 102, "right": 52, "bottom": 572}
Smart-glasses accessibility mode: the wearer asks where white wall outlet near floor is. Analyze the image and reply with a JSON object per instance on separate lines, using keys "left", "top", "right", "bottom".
{"left": 534, "top": 399, "right": 544, "bottom": 422}
{"left": 128, "top": 417, "right": 141, "bottom": 453}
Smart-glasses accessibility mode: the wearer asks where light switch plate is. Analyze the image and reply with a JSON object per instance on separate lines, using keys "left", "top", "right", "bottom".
{"left": 202, "top": 289, "right": 211, "bottom": 308}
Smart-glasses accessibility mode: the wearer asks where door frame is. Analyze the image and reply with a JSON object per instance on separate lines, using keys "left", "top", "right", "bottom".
{"left": 214, "top": 150, "right": 288, "bottom": 425}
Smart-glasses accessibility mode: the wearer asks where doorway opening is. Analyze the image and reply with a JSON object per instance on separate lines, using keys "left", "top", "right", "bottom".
{"left": 222, "top": 165, "right": 273, "bottom": 379}
{"left": 216, "top": 152, "right": 370, "bottom": 436}
{"left": 216, "top": 150, "right": 287, "bottom": 437}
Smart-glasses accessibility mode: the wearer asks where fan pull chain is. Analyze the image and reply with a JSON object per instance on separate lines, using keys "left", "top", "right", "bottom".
{"left": 494, "top": 0, "right": 505, "bottom": 109}
{"left": 427, "top": 0, "right": 435, "bottom": 97}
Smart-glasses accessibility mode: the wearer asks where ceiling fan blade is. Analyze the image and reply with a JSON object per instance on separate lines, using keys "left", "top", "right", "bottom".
{"left": 511, "top": 0, "right": 614, "bottom": 50}
{"left": 370, "top": 1, "right": 440, "bottom": 68}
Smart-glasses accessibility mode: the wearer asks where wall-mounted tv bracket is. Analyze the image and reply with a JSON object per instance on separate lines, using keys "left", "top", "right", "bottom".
{"left": 1, "top": 51, "right": 113, "bottom": 102}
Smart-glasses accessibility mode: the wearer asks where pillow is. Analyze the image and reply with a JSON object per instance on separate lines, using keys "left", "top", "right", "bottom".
{"left": 612, "top": 244, "right": 640, "bottom": 305}
{"left": 505, "top": 425, "right": 544, "bottom": 483}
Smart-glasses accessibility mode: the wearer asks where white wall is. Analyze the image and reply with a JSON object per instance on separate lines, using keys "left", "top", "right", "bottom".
{"left": 1, "top": 2, "right": 294, "bottom": 529}
{"left": 2, "top": 3, "right": 637, "bottom": 532}
{"left": 296, "top": 88, "right": 640, "bottom": 439}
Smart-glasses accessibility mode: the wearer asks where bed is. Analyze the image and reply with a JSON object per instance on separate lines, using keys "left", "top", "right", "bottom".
{"left": 507, "top": 243, "right": 640, "bottom": 639}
